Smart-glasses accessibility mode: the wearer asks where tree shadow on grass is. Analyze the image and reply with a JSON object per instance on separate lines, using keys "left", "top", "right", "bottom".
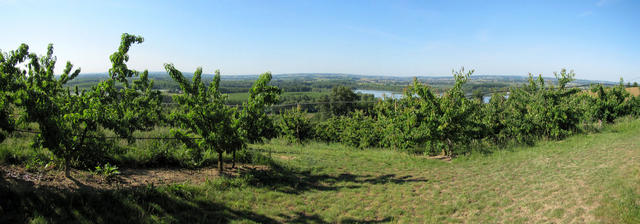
{"left": 277, "top": 212, "right": 393, "bottom": 224}
{"left": 359, "top": 174, "right": 429, "bottom": 184}
{"left": 0, "top": 175, "right": 397, "bottom": 224}
{"left": 0, "top": 174, "right": 277, "bottom": 224}
{"left": 242, "top": 162, "right": 429, "bottom": 195}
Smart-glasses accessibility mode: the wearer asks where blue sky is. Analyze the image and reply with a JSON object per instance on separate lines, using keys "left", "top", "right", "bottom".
{"left": 1, "top": 0, "right": 638, "bottom": 81}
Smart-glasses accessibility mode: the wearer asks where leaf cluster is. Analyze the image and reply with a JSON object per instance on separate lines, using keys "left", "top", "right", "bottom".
{"left": 277, "top": 106, "right": 313, "bottom": 144}
{"left": 1, "top": 34, "right": 162, "bottom": 173}
{"left": 165, "top": 65, "right": 244, "bottom": 166}
{"left": 239, "top": 72, "right": 281, "bottom": 143}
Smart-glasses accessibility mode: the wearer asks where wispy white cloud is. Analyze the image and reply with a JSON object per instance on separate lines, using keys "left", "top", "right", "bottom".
{"left": 578, "top": 10, "right": 593, "bottom": 17}
{"left": 581, "top": 0, "right": 617, "bottom": 17}
{"left": 596, "top": 0, "right": 614, "bottom": 7}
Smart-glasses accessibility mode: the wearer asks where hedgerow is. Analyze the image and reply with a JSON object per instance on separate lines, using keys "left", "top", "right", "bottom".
{"left": 310, "top": 68, "right": 640, "bottom": 156}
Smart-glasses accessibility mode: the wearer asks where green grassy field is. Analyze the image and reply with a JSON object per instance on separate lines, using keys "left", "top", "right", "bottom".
{"left": 2, "top": 118, "right": 640, "bottom": 223}
{"left": 226, "top": 91, "right": 329, "bottom": 104}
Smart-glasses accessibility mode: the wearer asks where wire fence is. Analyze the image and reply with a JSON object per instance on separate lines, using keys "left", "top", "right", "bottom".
{"left": 13, "top": 129, "right": 203, "bottom": 140}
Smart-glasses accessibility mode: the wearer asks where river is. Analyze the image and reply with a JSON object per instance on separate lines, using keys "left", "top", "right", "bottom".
{"left": 356, "top": 89, "right": 502, "bottom": 103}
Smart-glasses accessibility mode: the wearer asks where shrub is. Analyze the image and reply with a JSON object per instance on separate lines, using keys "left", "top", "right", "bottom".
{"left": 482, "top": 92, "right": 509, "bottom": 144}
{"left": 589, "top": 82, "right": 631, "bottom": 124}
{"left": 278, "top": 106, "right": 313, "bottom": 144}
{"left": 14, "top": 34, "right": 161, "bottom": 176}
{"left": 339, "top": 110, "right": 382, "bottom": 149}
{"left": 498, "top": 70, "right": 582, "bottom": 144}
{"left": 165, "top": 65, "right": 244, "bottom": 172}
{"left": 313, "top": 117, "right": 344, "bottom": 143}
{"left": 375, "top": 68, "right": 483, "bottom": 156}
{"left": 239, "top": 72, "right": 282, "bottom": 143}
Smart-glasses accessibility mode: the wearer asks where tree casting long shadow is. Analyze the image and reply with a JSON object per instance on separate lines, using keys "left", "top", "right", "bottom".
{"left": 278, "top": 212, "right": 393, "bottom": 224}
{"left": 0, "top": 174, "right": 277, "bottom": 224}
{"left": 241, "top": 161, "right": 429, "bottom": 194}
{"left": 1, "top": 173, "right": 398, "bottom": 223}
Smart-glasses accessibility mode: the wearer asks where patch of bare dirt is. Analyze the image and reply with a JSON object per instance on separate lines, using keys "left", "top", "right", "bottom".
{"left": 276, "top": 155, "right": 296, "bottom": 160}
{"left": 427, "top": 155, "right": 452, "bottom": 162}
{"left": 627, "top": 87, "right": 640, "bottom": 97}
{"left": 0, "top": 164, "right": 268, "bottom": 191}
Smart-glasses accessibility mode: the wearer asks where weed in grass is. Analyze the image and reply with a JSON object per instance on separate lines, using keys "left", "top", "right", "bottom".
{"left": 92, "top": 163, "right": 121, "bottom": 182}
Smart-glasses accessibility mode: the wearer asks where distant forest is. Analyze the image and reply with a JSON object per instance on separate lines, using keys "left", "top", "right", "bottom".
{"left": 65, "top": 72, "right": 613, "bottom": 94}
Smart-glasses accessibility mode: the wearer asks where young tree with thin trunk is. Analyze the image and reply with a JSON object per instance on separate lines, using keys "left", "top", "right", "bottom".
{"left": 165, "top": 65, "right": 244, "bottom": 172}
{"left": 15, "top": 34, "right": 161, "bottom": 177}
{"left": 239, "top": 72, "right": 281, "bottom": 144}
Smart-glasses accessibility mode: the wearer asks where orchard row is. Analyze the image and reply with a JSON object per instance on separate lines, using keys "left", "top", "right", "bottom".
{"left": 2, "top": 34, "right": 639, "bottom": 175}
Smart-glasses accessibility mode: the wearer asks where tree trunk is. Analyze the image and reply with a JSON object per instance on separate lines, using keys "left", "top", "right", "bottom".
{"left": 66, "top": 126, "right": 88, "bottom": 178}
{"left": 218, "top": 151, "right": 224, "bottom": 173}
{"left": 296, "top": 117, "right": 301, "bottom": 143}
{"left": 598, "top": 119, "right": 603, "bottom": 128}
{"left": 64, "top": 155, "right": 71, "bottom": 177}
{"left": 445, "top": 138, "right": 453, "bottom": 157}
{"left": 232, "top": 150, "right": 236, "bottom": 169}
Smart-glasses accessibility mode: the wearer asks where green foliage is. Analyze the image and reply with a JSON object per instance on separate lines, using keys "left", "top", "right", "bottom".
{"left": 313, "top": 116, "right": 344, "bottom": 143}
{"left": 482, "top": 92, "right": 509, "bottom": 144}
{"left": 486, "top": 70, "right": 582, "bottom": 145}
{"left": 93, "top": 162, "right": 121, "bottom": 181}
{"left": 313, "top": 68, "right": 482, "bottom": 156}
{"left": 372, "top": 98, "right": 413, "bottom": 150}
{"left": 205, "top": 175, "right": 251, "bottom": 190}
{"left": 239, "top": 72, "right": 282, "bottom": 143}
{"left": 12, "top": 33, "right": 161, "bottom": 176}
{"left": 0, "top": 43, "right": 29, "bottom": 142}
{"left": 165, "top": 65, "right": 244, "bottom": 171}
{"left": 471, "top": 89, "right": 484, "bottom": 102}
{"left": 374, "top": 68, "right": 483, "bottom": 156}
{"left": 589, "top": 82, "right": 631, "bottom": 124}
{"left": 320, "top": 86, "right": 360, "bottom": 117}
{"left": 339, "top": 110, "right": 382, "bottom": 149}
{"left": 14, "top": 43, "right": 89, "bottom": 175}
{"left": 314, "top": 110, "right": 382, "bottom": 148}
{"left": 308, "top": 68, "right": 632, "bottom": 157}
{"left": 629, "top": 96, "right": 640, "bottom": 117}
{"left": 0, "top": 96, "right": 10, "bottom": 143}
{"left": 278, "top": 106, "right": 313, "bottom": 143}
{"left": 4, "top": 30, "right": 640, "bottom": 175}
{"left": 24, "top": 156, "right": 49, "bottom": 172}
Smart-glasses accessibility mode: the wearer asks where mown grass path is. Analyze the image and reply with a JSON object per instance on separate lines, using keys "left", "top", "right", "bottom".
{"left": 248, "top": 119, "right": 640, "bottom": 223}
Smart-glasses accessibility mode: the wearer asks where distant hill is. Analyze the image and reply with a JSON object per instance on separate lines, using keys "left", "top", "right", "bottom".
{"left": 68, "top": 72, "right": 618, "bottom": 94}
{"left": 77, "top": 72, "right": 616, "bottom": 83}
